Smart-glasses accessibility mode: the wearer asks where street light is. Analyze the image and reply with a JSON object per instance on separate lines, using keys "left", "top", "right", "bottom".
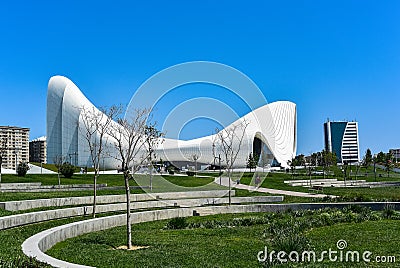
{"left": 192, "top": 154, "right": 199, "bottom": 177}
{"left": 68, "top": 152, "right": 78, "bottom": 166}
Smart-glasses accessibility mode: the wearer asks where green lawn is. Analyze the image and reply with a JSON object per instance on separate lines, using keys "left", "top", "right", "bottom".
{"left": 238, "top": 170, "right": 400, "bottom": 201}
{"left": 46, "top": 208, "right": 400, "bottom": 267}
{"left": 1, "top": 173, "right": 127, "bottom": 186}
{"left": 0, "top": 174, "right": 225, "bottom": 202}
{"left": 47, "top": 213, "right": 268, "bottom": 268}
{"left": 307, "top": 220, "right": 400, "bottom": 267}
{"left": 0, "top": 210, "right": 129, "bottom": 267}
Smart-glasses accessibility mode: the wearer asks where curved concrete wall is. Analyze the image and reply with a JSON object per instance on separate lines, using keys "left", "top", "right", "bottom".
{"left": 1, "top": 195, "right": 280, "bottom": 230}
{"left": 0, "top": 190, "right": 235, "bottom": 211}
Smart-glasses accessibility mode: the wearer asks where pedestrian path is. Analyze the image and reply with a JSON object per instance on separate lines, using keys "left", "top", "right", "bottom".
{"left": 214, "top": 177, "right": 332, "bottom": 198}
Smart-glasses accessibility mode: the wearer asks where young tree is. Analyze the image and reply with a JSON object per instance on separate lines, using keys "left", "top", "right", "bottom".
{"left": 362, "top": 148, "right": 373, "bottom": 168}
{"left": 385, "top": 152, "right": 394, "bottom": 178}
{"left": 78, "top": 105, "right": 120, "bottom": 218}
{"left": 287, "top": 158, "right": 296, "bottom": 179}
{"left": 376, "top": 151, "right": 386, "bottom": 164}
{"left": 53, "top": 155, "right": 65, "bottom": 188}
{"left": 107, "top": 107, "right": 160, "bottom": 249}
{"left": 144, "top": 124, "right": 164, "bottom": 191}
{"left": 246, "top": 152, "right": 257, "bottom": 172}
{"left": 214, "top": 119, "right": 250, "bottom": 205}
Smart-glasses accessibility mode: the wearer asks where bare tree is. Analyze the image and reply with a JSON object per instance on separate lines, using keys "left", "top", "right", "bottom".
{"left": 53, "top": 155, "right": 65, "bottom": 188}
{"left": 78, "top": 105, "right": 120, "bottom": 218}
{"left": 107, "top": 107, "right": 160, "bottom": 249}
{"left": 144, "top": 124, "right": 164, "bottom": 191}
{"left": 214, "top": 119, "right": 250, "bottom": 205}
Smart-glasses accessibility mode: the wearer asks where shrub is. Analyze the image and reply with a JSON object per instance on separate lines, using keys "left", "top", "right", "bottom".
{"left": 165, "top": 217, "right": 188, "bottom": 230}
{"left": 186, "top": 171, "right": 195, "bottom": 176}
{"left": 382, "top": 204, "right": 396, "bottom": 219}
{"left": 272, "top": 232, "right": 310, "bottom": 253}
{"left": 16, "top": 162, "right": 29, "bottom": 177}
{"left": 59, "top": 162, "right": 75, "bottom": 178}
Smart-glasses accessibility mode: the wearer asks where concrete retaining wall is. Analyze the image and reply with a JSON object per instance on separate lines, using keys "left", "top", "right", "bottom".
{"left": 22, "top": 202, "right": 400, "bottom": 268}
{"left": 0, "top": 190, "right": 235, "bottom": 211}
{"left": 0, "top": 183, "right": 42, "bottom": 190}
{"left": 0, "top": 195, "right": 280, "bottom": 230}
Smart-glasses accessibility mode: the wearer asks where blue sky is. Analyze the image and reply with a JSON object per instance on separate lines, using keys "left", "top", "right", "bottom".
{"left": 0, "top": 1, "right": 399, "bottom": 156}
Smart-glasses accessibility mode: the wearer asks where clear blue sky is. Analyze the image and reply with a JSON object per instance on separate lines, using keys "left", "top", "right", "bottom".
{"left": 0, "top": 1, "right": 399, "bottom": 156}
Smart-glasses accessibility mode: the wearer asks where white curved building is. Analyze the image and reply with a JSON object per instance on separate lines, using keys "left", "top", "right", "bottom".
{"left": 47, "top": 76, "right": 297, "bottom": 169}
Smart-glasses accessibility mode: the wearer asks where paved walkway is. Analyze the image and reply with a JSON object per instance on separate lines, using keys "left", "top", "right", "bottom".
{"left": 214, "top": 177, "right": 332, "bottom": 198}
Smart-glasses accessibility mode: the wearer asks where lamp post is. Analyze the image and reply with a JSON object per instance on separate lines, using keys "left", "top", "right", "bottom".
{"left": 192, "top": 154, "right": 199, "bottom": 177}
{"left": 69, "top": 152, "right": 78, "bottom": 166}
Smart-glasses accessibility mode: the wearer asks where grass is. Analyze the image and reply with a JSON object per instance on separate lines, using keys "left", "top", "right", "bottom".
{"left": 238, "top": 170, "right": 400, "bottom": 201}
{"left": 0, "top": 174, "right": 222, "bottom": 202}
{"left": 307, "top": 220, "right": 400, "bottom": 267}
{"left": 0, "top": 215, "right": 92, "bottom": 267}
{"left": 0, "top": 209, "right": 130, "bottom": 267}
{"left": 1, "top": 173, "right": 127, "bottom": 186}
{"left": 0, "top": 188, "right": 144, "bottom": 202}
{"left": 47, "top": 213, "right": 267, "bottom": 267}
{"left": 162, "top": 175, "right": 214, "bottom": 187}
{"left": 46, "top": 208, "right": 400, "bottom": 267}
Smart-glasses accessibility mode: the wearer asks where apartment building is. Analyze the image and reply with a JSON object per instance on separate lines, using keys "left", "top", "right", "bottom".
{"left": 29, "top": 136, "right": 46, "bottom": 164}
{"left": 0, "top": 126, "right": 30, "bottom": 170}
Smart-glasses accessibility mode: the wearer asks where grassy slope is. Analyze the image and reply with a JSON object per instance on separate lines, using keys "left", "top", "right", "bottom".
{"left": 239, "top": 169, "right": 400, "bottom": 201}
{"left": 307, "top": 220, "right": 400, "bottom": 267}
{"left": 47, "top": 213, "right": 267, "bottom": 268}
{"left": 47, "top": 213, "right": 400, "bottom": 268}
{"left": 0, "top": 174, "right": 220, "bottom": 202}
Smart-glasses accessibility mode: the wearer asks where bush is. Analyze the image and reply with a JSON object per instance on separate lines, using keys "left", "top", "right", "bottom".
{"left": 16, "top": 162, "right": 29, "bottom": 177}
{"left": 165, "top": 217, "right": 188, "bottom": 230}
{"left": 186, "top": 171, "right": 195, "bottom": 176}
{"left": 59, "top": 162, "right": 76, "bottom": 178}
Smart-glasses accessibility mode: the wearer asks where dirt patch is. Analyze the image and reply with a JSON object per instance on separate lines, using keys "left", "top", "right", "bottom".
{"left": 116, "top": 245, "right": 150, "bottom": 251}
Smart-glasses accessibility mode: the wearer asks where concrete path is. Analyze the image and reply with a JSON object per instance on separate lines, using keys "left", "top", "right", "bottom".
{"left": 214, "top": 177, "right": 332, "bottom": 198}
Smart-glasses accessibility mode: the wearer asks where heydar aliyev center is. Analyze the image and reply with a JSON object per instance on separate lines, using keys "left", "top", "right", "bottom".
{"left": 47, "top": 75, "right": 297, "bottom": 169}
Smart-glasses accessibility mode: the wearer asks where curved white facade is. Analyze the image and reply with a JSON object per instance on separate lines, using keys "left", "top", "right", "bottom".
{"left": 47, "top": 76, "right": 297, "bottom": 169}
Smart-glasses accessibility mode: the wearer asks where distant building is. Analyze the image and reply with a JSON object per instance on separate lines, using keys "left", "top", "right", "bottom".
{"left": 0, "top": 126, "right": 30, "bottom": 170}
{"left": 389, "top": 149, "right": 400, "bottom": 162}
{"left": 29, "top": 136, "right": 47, "bottom": 163}
{"left": 324, "top": 120, "right": 359, "bottom": 163}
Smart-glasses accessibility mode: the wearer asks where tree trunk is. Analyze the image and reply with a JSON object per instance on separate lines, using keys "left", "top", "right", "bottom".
{"left": 150, "top": 163, "right": 153, "bottom": 192}
{"left": 92, "top": 171, "right": 97, "bottom": 218}
{"left": 58, "top": 172, "right": 61, "bottom": 188}
{"left": 228, "top": 169, "right": 231, "bottom": 205}
{"left": 124, "top": 172, "right": 132, "bottom": 249}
